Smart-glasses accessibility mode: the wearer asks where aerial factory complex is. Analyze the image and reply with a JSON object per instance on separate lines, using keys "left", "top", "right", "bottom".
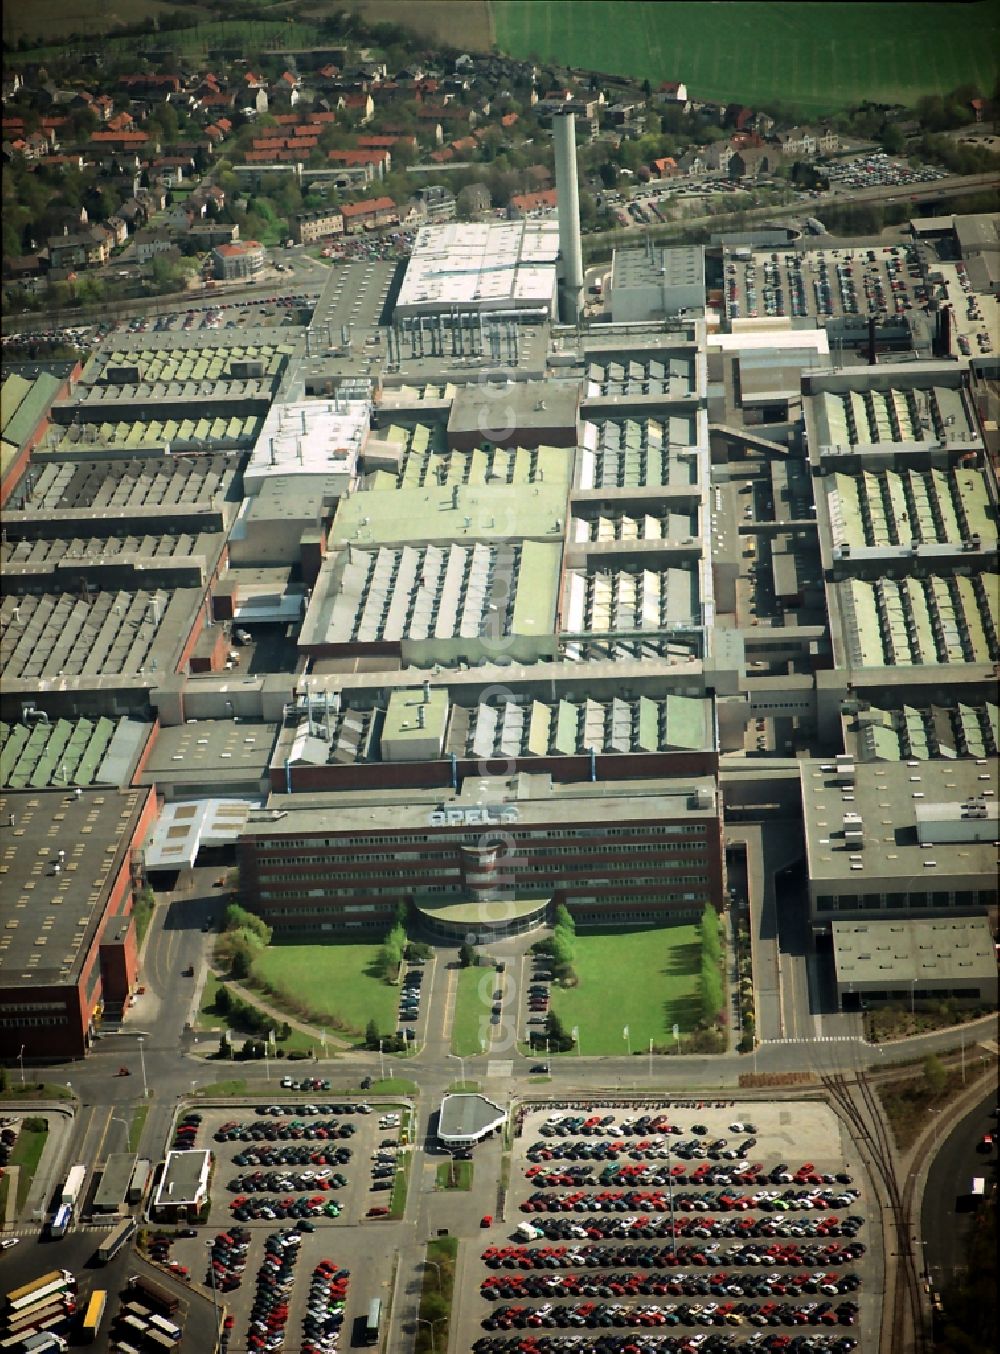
{"left": 0, "top": 29, "right": 997, "bottom": 1354}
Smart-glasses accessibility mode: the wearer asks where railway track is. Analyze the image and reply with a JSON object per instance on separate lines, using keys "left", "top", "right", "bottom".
{"left": 822, "top": 1071, "right": 926, "bottom": 1354}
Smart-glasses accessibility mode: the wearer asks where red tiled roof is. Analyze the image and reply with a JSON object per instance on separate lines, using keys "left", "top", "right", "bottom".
{"left": 510, "top": 188, "right": 557, "bottom": 212}
{"left": 327, "top": 148, "right": 388, "bottom": 164}
{"left": 341, "top": 196, "right": 395, "bottom": 217}
{"left": 217, "top": 240, "right": 261, "bottom": 255}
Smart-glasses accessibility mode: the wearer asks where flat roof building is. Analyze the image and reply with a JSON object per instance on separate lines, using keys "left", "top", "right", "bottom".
{"left": 610, "top": 245, "right": 706, "bottom": 323}
{"left": 438, "top": 1093, "right": 506, "bottom": 1145}
{"left": 93, "top": 1152, "right": 138, "bottom": 1213}
{"left": 395, "top": 221, "right": 560, "bottom": 320}
{"left": 153, "top": 1149, "right": 212, "bottom": 1220}
{"left": 832, "top": 916, "right": 997, "bottom": 1010}
{"left": 237, "top": 770, "right": 722, "bottom": 936}
{"left": 800, "top": 757, "right": 999, "bottom": 934}
{"left": 245, "top": 398, "right": 369, "bottom": 497}
{"left": 0, "top": 787, "right": 156, "bottom": 1058}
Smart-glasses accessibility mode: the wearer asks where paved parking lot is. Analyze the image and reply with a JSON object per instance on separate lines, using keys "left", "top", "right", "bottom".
{"left": 461, "top": 1098, "right": 879, "bottom": 1353}
{"left": 725, "top": 242, "right": 926, "bottom": 324}
{"left": 152, "top": 1098, "right": 409, "bottom": 1351}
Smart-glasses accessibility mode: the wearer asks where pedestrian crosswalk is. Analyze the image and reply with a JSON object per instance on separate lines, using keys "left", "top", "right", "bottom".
{"left": 761, "top": 1035, "right": 868, "bottom": 1045}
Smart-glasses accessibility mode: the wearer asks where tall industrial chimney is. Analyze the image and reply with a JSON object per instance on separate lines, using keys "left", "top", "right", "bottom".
{"left": 553, "top": 110, "right": 584, "bottom": 323}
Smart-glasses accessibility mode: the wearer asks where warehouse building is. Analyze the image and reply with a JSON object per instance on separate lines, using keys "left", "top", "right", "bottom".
{"left": 832, "top": 915, "right": 998, "bottom": 1011}
{"left": 394, "top": 221, "right": 560, "bottom": 320}
{"left": 0, "top": 787, "right": 156, "bottom": 1059}
{"left": 800, "top": 757, "right": 999, "bottom": 936}
{"left": 609, "top": 244, "right": 706, "bottom": 322}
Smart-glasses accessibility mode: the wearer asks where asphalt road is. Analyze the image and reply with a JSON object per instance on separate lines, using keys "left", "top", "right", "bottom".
{"left": 920, "top": 1086, "right": 997, "bottom": 1293}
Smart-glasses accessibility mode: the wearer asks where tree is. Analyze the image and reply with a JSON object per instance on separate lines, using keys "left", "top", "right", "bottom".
{"left": 365, "top": 1018, "right": 379, "bottom": 1050}
{"left": 544, "top": 1009, "right": 574, "bottom": 1051}
{"left": 700, "top": 903, "right": 721, "bottom": 964}
{"left": 553, "top": 904, "right": 576, "bottom": 936}
{"left": 700, "top": 951, "right": 724, "bottom": 1024}
{"left": 217, "top": 1032, "right": 231, "bottom": 1059}
{"left": 228, "top": 939, "right": 255, "bottom": 980}
{"left": 0, "top": 1066, "right": 6, "bottom": 1092}
{"left": 458, "top": 942, "right": 476, "bottom": 969}
{"left": 922, "top": 1054, "right": 947, "bottom": 1098}
{"left": 215, "top": 985, "right": 231, "bottom": 1015}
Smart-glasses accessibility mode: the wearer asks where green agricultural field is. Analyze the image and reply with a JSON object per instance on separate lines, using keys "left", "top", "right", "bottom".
{"left": 493, "top": 1, "right": 999, "bottom": 114}
{"left": 7, "top": 18, "right": 323, "bottom": 63}
{"left": 546, "top": 924, "right": 702, "bottom": 1056}
{"left": 250, "top": 939, "right": 400, "bottom": 1039}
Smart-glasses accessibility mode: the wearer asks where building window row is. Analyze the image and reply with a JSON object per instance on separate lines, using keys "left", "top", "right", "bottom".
{"left": 816, "top": 889, "right": 994, "bottom": 912}
{"left": 250, "top": 824, "right": 707, "bottom": 853}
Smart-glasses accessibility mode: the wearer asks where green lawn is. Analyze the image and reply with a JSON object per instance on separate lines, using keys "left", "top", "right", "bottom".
{"left": 494, "top": 1, "right": 999, "bottom": 113}
{"left": 7, "top": 1121, "right": 48, "bottom": 1212}
{"left": 546, "top": 925, "right": 702, "bottom": 1055}
{"left": 435, "top": 1158, "right": 473, "bottom": 1190}
{"left": 251, "top": 941, "right": 400, "bottom": 1040}
{"left": 128, "top": 1104, "right": 149, "bottom": 1153}
{"left": 450, "top": 965, "right": 498, "bottom": 1057}
{"left": 196, "top": 971, "right": 324, "bottom": 1056}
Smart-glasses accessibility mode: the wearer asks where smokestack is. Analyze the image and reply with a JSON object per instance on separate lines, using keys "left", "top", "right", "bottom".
{"left": 553, "top": 111, "right": 584, "bottom": 324}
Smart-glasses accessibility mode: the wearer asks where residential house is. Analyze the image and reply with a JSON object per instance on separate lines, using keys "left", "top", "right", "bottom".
{"left": 48, "top": 228, "right": 111, "bottom": 269}
{"left": 338, "top": 92, "right": 375, "bottom": 124}
{"left": 186, "top": 220, "right": 240, "bottom": 250}
{"left": 655, "top": 81, "right": 690, "bottom": 107}
{"left": 728, "top": 146, "right": 781, "bottom": 180}
{"left": 294, "top": 207, "right": 345, "bottom": 244}
{"left": 340, "top": 197, "right": 397, "bottom": 234}
{"left": 508, "top": 188, "right": 557, "bottom": 219}
{"left": 151, "top": 155, "right": 196, "bottom": 186}
{"left": 212, "top": 239, "right": 265, "bottom": 281}
{"left": 327, "top": 148, "right": 390, "bottom": 181}
{"left": 776, "top": 125, "right": 838, "bottom": 157}
{"left": 649, "top": 156, "right": 680, "bottom": 179}
{"left": 101, "top": 216, "right": 129, "bottom": 247}
{"left": 456, "top": 181, "right": 492, "bottom": 218}
{"left": 134, "top": 227, "right": 176, "bottom": 264}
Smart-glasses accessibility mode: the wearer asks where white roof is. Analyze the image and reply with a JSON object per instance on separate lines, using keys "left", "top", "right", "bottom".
{"left": 246, "top": 398, "right": 370, "bottom": 493}
{"left": 395, "top": 220, "right": 559, "bottom": 313}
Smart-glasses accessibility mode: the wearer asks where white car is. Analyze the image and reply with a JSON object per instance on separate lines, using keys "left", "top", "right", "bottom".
{"left": 0, "top": 1239, "right": 18, "bottom": 1250}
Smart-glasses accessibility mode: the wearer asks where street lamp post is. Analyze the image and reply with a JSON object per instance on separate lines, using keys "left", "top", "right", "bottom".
{"left": 378, "top": 1038, "right": 385, "bottom": 1083}
{"left": 448, "top": 1053, "right": 466, "bottom": 1088}
{"left": 423, "top": 1259, "right": 442, "bottom": 1292}
{"left": 110, "top": 1116, "right": 130, "bottom": 1152}
{"left": 416, "top": 1316, "right": 446, "bottom": 1352}
{"left": 137, "top": 1036, "right": 148, "bottom": 1098}
{"left": 17, "top": 1045, "right": 25, "bottom": 1086}
{"left": 910, "top": 979, "right": 916, "bottom": 1018}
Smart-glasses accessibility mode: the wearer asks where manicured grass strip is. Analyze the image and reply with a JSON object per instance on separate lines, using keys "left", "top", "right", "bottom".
{"left": 128, "top": 1104, "right": 149, "bottom": 1153}
{"left": 9, "top": 1121, "right": 48, "bottom": 1211}
{"left": 548, "top": 924, "right": 702, "bottom": 1056}
{"left": 194, "top": 1079, "right": 248, "bottom": 1098}
{"left": 389, "top": 1155, "right": 410, "bottom": 1219}
{"left": 415, "top": 1235, "right": 458, "bottom": 1354}
{"left": 0, "top": 1082, "right": 74, "bottom": 1101}
{"left": 450, "top": 965, "right": 495, "bottom": 1057}
{"left": 435, "top": 1159, "right": 473, "bottom": 1190}
{"left": 371, "top": 1078, "right": 418, "bottom": 1096}
{"left": 250, "top": 940, "right": 400, "bottom": 1038}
